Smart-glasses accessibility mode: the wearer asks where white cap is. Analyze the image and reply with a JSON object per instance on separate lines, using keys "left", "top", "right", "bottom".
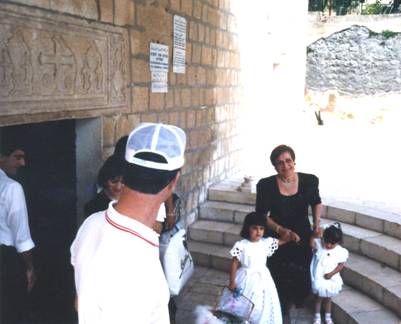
{"left": 125, "top": 123, "right": 186, "bottom": 171}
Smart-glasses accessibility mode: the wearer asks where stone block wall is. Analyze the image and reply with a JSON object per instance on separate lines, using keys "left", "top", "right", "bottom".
{"left": 0, "top": 0, "right": 242, "bottom": 223}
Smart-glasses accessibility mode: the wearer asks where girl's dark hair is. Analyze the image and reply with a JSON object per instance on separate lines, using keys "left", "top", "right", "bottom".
{"left": 323, "top": 223, "right": 343, "bottom": 244}
{"left": 98, "top": 154, "right": 125, "bottom": 188}
{"left": 240, "top": 212, "right": 268, "bottom": 239}
{"left": 270, "top": 144, "right": 295, "bottom": 166}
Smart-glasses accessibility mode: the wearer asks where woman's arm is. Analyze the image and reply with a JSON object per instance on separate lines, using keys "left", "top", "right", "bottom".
{"left": 228, "top": 257, "right": 240, "bottom": 291}
{"left": 324, "top": 263, "right": 345, "bottom": 279}
{"left": 267, "top": 217, "right": 300, "bottom": 242}
{"left": 312, "top": 203, "right": 323, "bottom": 235}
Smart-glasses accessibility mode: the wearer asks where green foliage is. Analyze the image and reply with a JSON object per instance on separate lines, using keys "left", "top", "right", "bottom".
{"left": 361, "top": 0, "right": 385, "bottom": 14}
{"left": 381, "top": 30, "right": 398, "bottom": 38}
{"left": 368, "top": 29, "right": 398, "bottom": 39}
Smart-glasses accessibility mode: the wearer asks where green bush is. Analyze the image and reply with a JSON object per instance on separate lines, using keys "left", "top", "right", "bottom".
{"left": 362, "top": 0, "right": 385, "bottom": 14}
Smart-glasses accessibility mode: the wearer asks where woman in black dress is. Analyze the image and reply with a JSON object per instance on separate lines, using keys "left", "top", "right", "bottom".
{"left": 256, "top": 145, "right": 322, "bottom": 322}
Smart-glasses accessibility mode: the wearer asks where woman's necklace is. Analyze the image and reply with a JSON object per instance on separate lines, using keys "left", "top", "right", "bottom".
{"left": 278, "top": 174, "right": 297, "bottom": 187}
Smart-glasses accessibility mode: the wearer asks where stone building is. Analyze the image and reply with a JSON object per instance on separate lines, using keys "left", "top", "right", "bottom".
{"left": 0, "top": 0, "right": 242, "bottom": 321}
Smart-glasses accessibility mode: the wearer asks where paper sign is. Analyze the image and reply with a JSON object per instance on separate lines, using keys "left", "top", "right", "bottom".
{"left": 150, "top": 43, "right": 169, "bottom": 72}
{"left": 173, "top": 15, "right": 186, "bottom": 74}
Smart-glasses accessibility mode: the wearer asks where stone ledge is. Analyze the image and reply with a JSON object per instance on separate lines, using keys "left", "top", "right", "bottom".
{"left": 343, "top": 252, "right": 401, "bottom": 318}
{"left": 207, "top": 180, "right": 401, "bottom": 240}
{"left": 332, "top": 286, "right": 400, "bottom": 324}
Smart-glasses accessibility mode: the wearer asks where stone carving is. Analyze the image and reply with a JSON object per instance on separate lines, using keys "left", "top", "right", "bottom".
{"left": 0, "top": 5, "right": 129, "bottom": 116}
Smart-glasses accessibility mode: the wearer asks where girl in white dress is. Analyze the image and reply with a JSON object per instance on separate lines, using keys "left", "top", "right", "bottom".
{"left": 227, "top": 212, "right": 290, "bottom": 323}
{"left": 310, "top": 223, "right": 349, "bottom": 324}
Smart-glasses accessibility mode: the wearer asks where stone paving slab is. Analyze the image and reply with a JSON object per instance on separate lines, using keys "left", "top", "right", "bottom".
{"left": 175, "top": 266, "right": 314, "bottom": 324}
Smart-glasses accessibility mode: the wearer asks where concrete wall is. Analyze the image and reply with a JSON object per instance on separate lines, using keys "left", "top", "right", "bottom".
{"left": 0, "top": 0, "right": 242, "bottom": 223}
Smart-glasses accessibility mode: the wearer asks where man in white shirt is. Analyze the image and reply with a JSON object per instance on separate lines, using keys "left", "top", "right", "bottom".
{"left": 0, "top": 139, "right": 36, "bottom": 323}
{"left": 71, "top": 123, "right": 186, "bottom": 324}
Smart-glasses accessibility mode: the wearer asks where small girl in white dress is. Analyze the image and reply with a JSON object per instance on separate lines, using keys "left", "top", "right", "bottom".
{"left": 227, "top": 212, "right": 290, "bottom": 323}
{"left": 310, "top": 223, "right": 349, "bottom": 324}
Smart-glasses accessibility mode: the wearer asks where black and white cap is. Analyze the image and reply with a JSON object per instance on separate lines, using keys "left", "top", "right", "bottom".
{"left": 125, "top": 123, "right": 186, "bottom": 171}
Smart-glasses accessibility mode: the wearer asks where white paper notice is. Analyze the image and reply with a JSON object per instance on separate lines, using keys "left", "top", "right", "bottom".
{"left": 150, "top": 43, "right": 169, "bottom": 72}
{"left": 149, "top": 43, "right": 169, "bottom": 92}
{"left": 173, "top": 15, "right": 186, "bottom": 74}
{"left": 151, "top": 71, "right": 168, "bottom": 93}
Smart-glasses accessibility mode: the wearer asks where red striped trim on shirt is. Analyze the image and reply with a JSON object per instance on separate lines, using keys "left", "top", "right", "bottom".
{"left": 105, "top": 212, "right": 159, "bottom": 247}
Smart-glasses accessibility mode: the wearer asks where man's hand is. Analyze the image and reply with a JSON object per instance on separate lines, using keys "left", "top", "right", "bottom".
{"left": 26, "top": 267, "right": 36, "bottom": 293}
{"left": 324, "top": 272, "right": 333, "bottom": 280}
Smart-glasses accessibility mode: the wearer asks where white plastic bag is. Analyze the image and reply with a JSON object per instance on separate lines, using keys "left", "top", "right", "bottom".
{"left": 161, "top": 228, "right": 194, "bottom": 296}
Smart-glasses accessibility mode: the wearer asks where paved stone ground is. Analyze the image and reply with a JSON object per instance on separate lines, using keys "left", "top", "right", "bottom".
{"left": 175, "top": 266, "right": 314, "bottom": 324}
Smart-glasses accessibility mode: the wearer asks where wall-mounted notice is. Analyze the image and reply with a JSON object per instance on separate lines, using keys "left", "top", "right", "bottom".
{"left": 150, "top": 42, "right": 169, "bottom": 72}
{"left": 173, "top": 15, "right": 187, "bottom": 74}
{"left": 151, "top": 71, "right": 168, "bottom": 93}
{"left": 149, "top": 42, "right": 169, "bottom": 93}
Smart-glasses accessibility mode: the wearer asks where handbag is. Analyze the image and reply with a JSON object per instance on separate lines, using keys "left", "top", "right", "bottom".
{"left": 160, "top": 226, "right": 194, "bottom": 296}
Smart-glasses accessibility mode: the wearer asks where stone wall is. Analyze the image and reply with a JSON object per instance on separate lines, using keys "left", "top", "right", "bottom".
{"left": 307, "top": 12, "right": 401, "bottom": 44}
{"left": 0, "top": 0, "right": 242, "bottom": 223}
{"left": 306, "top": 25, "right": 401, "bottom": 95}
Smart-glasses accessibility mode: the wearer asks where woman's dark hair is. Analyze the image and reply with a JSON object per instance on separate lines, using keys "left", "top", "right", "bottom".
{"left": 270, "top": 144, "right": 296, "bottom": 166}
{"left": 323, "top": 223, "right": 343, "bottom": 245}
{"left": 240, "top": 212, "right": 268, "bottom": 239}
{"left": 114, "top": 135, "right": 128, "bottom": 160}
{"left": 97, "top": 154, "right": 125, "bottom": 188}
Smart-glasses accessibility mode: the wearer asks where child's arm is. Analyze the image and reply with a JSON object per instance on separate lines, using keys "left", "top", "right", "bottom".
{"left": 324, "top": 263, "right": 345, "bottom": 279}
{"left": 228, "top": 257, "right": 240, "bottom": 291}
{"left": 310, "top": 227, "right": 322, "bottom": 249}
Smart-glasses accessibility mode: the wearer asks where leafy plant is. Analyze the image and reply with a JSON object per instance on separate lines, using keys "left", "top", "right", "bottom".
{"left": 362, "top": 0, "right": 385, "bottom": 14}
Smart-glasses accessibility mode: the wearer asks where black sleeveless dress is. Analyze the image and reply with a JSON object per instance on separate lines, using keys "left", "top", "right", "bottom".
{"left": 256, "top": 172, "right": 321, "bottom": 309}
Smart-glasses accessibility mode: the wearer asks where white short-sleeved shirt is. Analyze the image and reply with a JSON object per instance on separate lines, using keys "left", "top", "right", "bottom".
{"left": 0, "top": 169, "right": 35, "bottom": 253}
{"left": 71, "top": 202, "right": 170, "bottom": 324}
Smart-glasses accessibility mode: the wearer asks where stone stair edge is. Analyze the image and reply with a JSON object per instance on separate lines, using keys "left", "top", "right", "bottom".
{"left": 344, "top": 252, "right": 401, "bottom": 318}
{"left": 205, "top": 187, "right": 401, "bottom": 239}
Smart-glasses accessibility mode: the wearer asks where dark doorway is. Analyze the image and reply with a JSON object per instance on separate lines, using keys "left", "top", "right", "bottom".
{"left": 2, "top": 120, "right": 78, "bottom": 323}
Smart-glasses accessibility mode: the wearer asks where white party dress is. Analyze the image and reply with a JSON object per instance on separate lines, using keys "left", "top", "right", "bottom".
{"left": 229, "top": 238, "right": 282, "bottom": 324}
{"left": 310, "top": 239, "right": 349, "bottom": 298}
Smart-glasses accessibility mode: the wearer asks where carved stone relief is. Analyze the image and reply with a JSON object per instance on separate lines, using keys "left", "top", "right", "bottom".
{"left": 0, "top": 5, "right": 129, "bottom": 117}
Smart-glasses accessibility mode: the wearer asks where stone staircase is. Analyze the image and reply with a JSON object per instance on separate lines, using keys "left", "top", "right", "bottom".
{"left": 187, "top": 178, "right": 401, "bottom": 324}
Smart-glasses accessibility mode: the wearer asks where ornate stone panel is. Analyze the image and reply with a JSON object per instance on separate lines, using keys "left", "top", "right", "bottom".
{"left": 0, "top": 5, "right": 129, "bottom": 117}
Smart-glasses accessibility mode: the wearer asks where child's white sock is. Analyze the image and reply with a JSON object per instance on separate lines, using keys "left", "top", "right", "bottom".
{"left": 325, "top": 313, "right": 332, "bottom": 320}
{"left": 314, "top": 313, "right": 321, "bottom": 320}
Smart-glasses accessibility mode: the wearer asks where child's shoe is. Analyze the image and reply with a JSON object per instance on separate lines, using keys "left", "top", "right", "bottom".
{"left": 313, "top": 313, "right": 321, "bottom": 324}
{"left": 325, "top": 313, "right": 334, "bottom": 324}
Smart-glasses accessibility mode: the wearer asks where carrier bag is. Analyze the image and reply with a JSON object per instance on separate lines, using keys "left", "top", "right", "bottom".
{"left": 161, "top": 228, "right": 194, "bottom": 296}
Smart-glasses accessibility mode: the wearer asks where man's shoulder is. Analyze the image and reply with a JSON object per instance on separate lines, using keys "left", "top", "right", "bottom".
{"left": 0, "top": 173, "right": 23, "bottom": 194}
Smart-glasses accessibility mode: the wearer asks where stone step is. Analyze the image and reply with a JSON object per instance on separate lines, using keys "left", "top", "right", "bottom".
{"left": 207, "top": 181, "right": 401, "bottom": 240}
{"left": 332, "top": 285, "right": 400, "bottom": 324}
{"left": 193, "top": 215, "right": 401, "bottom": 273}
{"left": 344, "top": 252, "right": 401, "bottom": 318}
{"left": 188, "top": 240, "right": 400, "bottom": 324}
